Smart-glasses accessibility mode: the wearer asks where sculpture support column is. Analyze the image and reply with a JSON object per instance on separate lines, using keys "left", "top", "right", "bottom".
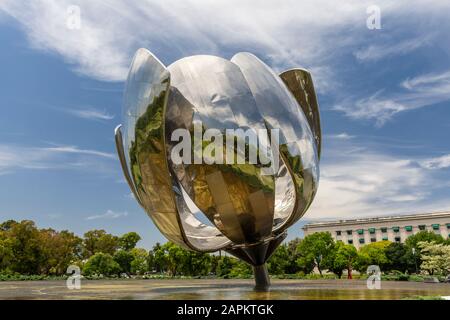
{"left": 253, "top": 264, "right": 270, "bottom": 291}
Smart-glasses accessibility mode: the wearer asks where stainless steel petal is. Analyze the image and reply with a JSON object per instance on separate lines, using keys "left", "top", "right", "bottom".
{"left": 166, "top": 55, "right": 276, "bottom": 245}
{"left": 279, "top": 68, "right": 322, "bottom": 158}
{"left": 121, "top": 49, "right": 232, "bottom": 251}
{"left": 231, "top": 52, "right": 320, "bottom": 230}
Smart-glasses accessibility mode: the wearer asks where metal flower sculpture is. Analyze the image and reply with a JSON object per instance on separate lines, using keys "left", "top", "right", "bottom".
{"left": 115, "top": 48, "right": 321, "bottom": 290}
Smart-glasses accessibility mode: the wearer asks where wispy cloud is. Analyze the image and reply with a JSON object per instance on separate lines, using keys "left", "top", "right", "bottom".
{"left": 42, "top": 145, "right": 116, "bottom": 159}
{"left": 354, "top": 37, "right": 430, "bottom": 62}
{"left": 65, "top": 107, "right": 114, "bottom": 121}
{"left": 333, "top": 69, "right": 450, "bottom": 126}
{"left": 326, "top": 133, "right": 354, "bottom": 140}
{"left": 85, "top": 209, "right": 128, "bottom": 220}
{"left": 306, "top": 137, "right": 450, "bottom": 220}
{"left": 2, "top": 0, "right": 449, "bottom": 89}
{"left": 0, "top": 143, "right": 116, "bottom": 174}
{"left": 419, "top": 154, "right": 450, "bottom": 169}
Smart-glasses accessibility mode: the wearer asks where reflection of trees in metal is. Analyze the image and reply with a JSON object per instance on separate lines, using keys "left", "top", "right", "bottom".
{"left": 115, "top": 48, "right": 321, "bottom": 290}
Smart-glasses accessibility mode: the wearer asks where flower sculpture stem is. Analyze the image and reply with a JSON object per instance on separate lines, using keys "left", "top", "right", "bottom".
{"left": 253, "top": 264, "right": 270, "bottom": 291}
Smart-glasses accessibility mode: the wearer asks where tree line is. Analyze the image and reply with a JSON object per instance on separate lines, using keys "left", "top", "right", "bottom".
{"left": 0, "top": 219, "right": 449, "bottom": 278}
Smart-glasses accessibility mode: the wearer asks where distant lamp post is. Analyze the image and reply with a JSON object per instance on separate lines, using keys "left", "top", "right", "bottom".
{"left": 412, "top": 247, "right": 418, "bottom": 274}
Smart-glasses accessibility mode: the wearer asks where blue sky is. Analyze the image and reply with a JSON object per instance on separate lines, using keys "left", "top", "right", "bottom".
{"left": 1, "top": 1, "right": 450, "bottom": 249}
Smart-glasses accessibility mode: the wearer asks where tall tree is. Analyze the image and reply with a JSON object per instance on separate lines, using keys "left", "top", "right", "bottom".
{"left": 326, "top": 241, "right": 357, "bottom": 279}
{"left": 418, "top": 241, "right": 450, "bottom": 275}
{"left": 83, "top": 252, "right": 121, "bottom": 276}
{"left": 7, "top": 220, "right": 43, "bottom": 274}
{"left": 82, "top": 230, "right": 119, "bottom": 258}
{"left": 385, "top": 242, "right": 408, "bottom": 273}
{"left": 296, "top": 232, "right": 335, "bottom": 276}
{"left": 119, "top": 232, "right": 141, "bottom": 251}
{"left": 130, "top": 248, "right": 149, "bottom": 275}
{"left": 267, "top": 244, "right": 290, "bottom": 274}
{"left": 113, "top": 250, "right": 134, "bottom": 274}
{"left": 405, "top": 231, "right": 445, "bottom": 273}
{"left": 355, "top": 241, "right": 391, "bottom": 273}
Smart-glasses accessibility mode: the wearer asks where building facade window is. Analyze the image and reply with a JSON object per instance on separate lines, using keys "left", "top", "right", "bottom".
{"left": 381, "top": 227, "right": 387, "bottom": 233}
{"left": 447, "top": 223, "right": 450, "bottom": 229}
{"left": 369, "top": 228, "right": 376, "bottom": 234}
{"left": 370, "top": 237, "right": 376, "bottom": 242}
{"left": 405, "top": 226, "right": 413, "bottom": 232}
{"left": 395, "top": 236, "right": 401, "bottom": 242}
{"left": 432, "top": 224, "right": 440, "bottom": 230}
{"left": 348, "top": 239, "right": 353, "bottom": 244}
{"left": 336, "top": 231, "right": 341, "bottom": 236}
{"left": 357, "top": 229, "right": 364, "bottom": 235}
{"left": 418, "top": 225, "right": 426, "bottom": 231}
{"left": 393, "top": 226, "right": 400, "bottom": 233}
{"left": 382, "top": 236, "right": 388, "bottom": 241}
{"left": 347, "top": 230, "right": 352, "bottom": 235}
{"left": 359, "top": 238, "right": 365, "bottom": 244}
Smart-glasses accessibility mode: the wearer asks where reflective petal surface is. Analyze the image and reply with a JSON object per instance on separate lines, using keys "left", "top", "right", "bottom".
{"left": 119, "top": 49, "right": 230, "bottom": 251}
{"left": 167, "top": 55, "right": 275, "bottom": 244}
{"left": 115, "top": 48, "right": 321, "bottom": 273}
{"left": 231, "top": 52, "right": 319, "bottom": 229}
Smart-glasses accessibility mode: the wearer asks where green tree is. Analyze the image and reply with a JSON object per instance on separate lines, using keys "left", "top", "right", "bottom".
{"left": 385, "top": 242, "right": 408, "bottom": 273}
{"left": 404, "top": 231, "right": 445, "bottom": 273}
{"left": 83, "top": 252, "right": 121, "bottom": 276}
{"left": 113, "top": 250, "right": 134, "bottom": 274}
{"left": 216, "top": 256, "right": 234, "bottom": 277}
{"left": 7, "top": 220, "right": 43, "bottom": 274}
{"left": 130, "top": 248, "right": 149, "bottom": 274}
{"left": 0, "top": 238, "right": 14, "bottom": 272}
{"left": 160, "top": 242, "right": 188, "bottom": 277}
{"left": 418, "top": 241, "right": 450, "bottom": 275}
{"left": 229, "top": 260, "right": 252, "bottom": 278}
{"left": 38, "top": 229, "right": 82, "bottom": 275}
{"left": 151, "top": 243, "right": 166, "bottom": 273}
{"left": 285, "top": 238, "right": 301, "bottom": 274}
{"left": 0, "top": 220, "right": 18, "bottom": 231}
{"left": 82, "top": 230, "right": 119, "bottom": 258}
{"left": 327, "top": 241, "right": 357, "bottom": 279}
{"left": 405, "top": 231, "right": 445, "bottom": 248}
{"left": 355, "top": 241, "right": 391, "bottom": 272}
{"left": 296, "top": 232, "right": 335, "bottom": 276}
{"left": 182, "top": 251, "right": 212, "bottom": 276}
{"left": 267, "top": 244, "right": 290, "bottom": 274}
{"left": 119, "top": 232, "right": 141, "bottom": 251}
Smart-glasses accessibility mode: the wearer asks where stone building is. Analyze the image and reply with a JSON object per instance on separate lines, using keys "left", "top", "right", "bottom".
{"left": 302, "top": 211, "right": 450, "bottom": 249}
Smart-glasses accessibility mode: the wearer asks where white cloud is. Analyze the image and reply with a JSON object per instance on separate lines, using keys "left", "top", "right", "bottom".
{"left": 2, "top": 0, "right": 449, "bottom": 91}
{"left": 420, "top": 154, "right": 450, "bottom": 169}
{"left": 401, "top": 70, "right": 450, "bottom": 93}
{"left": 354, "top": 37, "right": 430, "bottom": 62}
{"left": 305, "top": 137, "right": 450, "bottom": 220}
{"left": 65, "top": 107, "right": 114, "bottom": 121}
{"left": 334, "top": 70, "right": 450, "bottom": 126}
{"left": 85, "top": 209, "right": 128, "bottom": 220}
{"left": 0, "top": 143, "right": 116, "bottom": 174}
{"left": 327, "top": 133, "right": 354, "bottom": 140}
{"left": 42, "top": 145, "right": 116, "bottom": 159}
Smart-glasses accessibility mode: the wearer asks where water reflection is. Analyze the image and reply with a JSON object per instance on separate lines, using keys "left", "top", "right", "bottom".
{"left": 145, "top": 281, "right": 450, "bottom": 300}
